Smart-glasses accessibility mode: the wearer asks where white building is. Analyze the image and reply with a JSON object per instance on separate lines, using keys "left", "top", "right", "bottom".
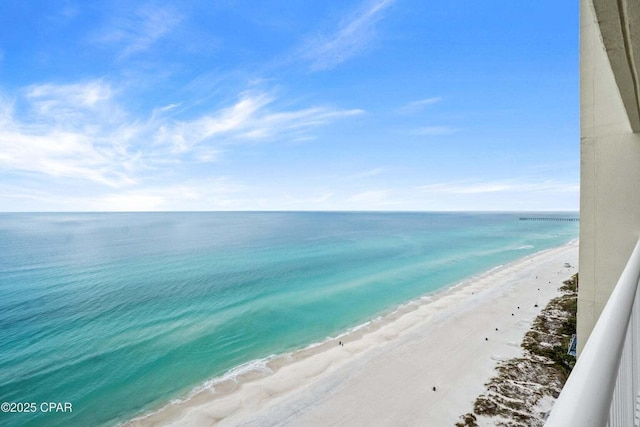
{"left": 547, "top": 1, "right": 640, "bottom": 425}
{"left": 578, "top": 0, "right": 640, "bottom": 355}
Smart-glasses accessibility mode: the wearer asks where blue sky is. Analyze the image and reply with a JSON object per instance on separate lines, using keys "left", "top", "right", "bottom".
{"left": 0, "top": 0, "right": 578, "bottom": 211}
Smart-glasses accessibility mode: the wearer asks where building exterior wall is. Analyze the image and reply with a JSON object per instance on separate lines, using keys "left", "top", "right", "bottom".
{"left": 578, "top": 0, "right": 640, "bottom": 354}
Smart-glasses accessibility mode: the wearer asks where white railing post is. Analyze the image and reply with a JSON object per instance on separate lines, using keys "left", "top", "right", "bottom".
{"left": 632, "top": 281, "right": 640, "bottom": 427}
{"left": 608, "top": 324, "right": 634, "bottom": 426}
{"left": 546, "top": 239, "right": 640, "bottom": 426}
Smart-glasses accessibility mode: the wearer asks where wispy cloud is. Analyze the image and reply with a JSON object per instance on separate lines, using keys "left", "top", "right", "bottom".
{"left": 92, "top": 178, "right": 247, "bottom": 211}
{"left": 0, "top": 178, "right": 248, "bottom": 212}
{"left": 346, "top": 167, "right": 386, "bottom": 180}
{"left": 1, "top": 81, "right": 140, "bottom": 187}
{"left": 300, "top": 0, "right": 396, "bottom": 71}
{"left": 158, "top": 103, "right": 182, "bottom": 113}
{"left": 156, "top": 91, "right": 365, "bottom": 154}
{"left": 25, "top": 80, "right": 116, "bottom": 123}
{"left": 412, "top": 179, "right": 580, "bottom": 211}
{"left": 399, "top": 97, "right": 442, "bottom": 114}
{"left": 95, "top": 4, "right": 183, "bottom": 58}
{"left": 0, "top": 128, "right": 139, "bottom": 188}
{"left": 1, "top": 81, "right": 364, "bottom": 190}
{"left": 417, "top": 180, "right": 579, "bottom": 195}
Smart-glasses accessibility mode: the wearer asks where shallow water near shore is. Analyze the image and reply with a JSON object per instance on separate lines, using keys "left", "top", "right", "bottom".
{"left": 0, "top": 212, "right": 578, "bottom": 426}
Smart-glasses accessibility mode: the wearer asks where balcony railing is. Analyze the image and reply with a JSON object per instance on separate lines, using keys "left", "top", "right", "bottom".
{"left": 546, "top": 239, "right": 640, "bottom": 426}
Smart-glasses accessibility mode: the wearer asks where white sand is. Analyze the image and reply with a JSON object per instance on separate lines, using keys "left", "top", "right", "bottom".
{"left": 129, "top": 241, "right": 578, "bottom": 427}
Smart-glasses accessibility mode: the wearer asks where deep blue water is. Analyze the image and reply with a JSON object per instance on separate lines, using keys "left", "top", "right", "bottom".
{"left": 0, "top": 212, "right": 578, "bottom": 426}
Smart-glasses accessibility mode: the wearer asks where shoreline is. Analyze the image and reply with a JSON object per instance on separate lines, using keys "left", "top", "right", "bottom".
{"left": 125, "top": 240, "right": 579, "bottom": 426}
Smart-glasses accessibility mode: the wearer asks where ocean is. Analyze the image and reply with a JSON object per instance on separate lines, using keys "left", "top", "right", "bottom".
{"left": 0, "top": 212, "right": 578, "bottom": 426}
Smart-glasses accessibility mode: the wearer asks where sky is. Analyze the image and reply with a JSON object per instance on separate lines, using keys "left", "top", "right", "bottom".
{"left": 0, "top": 0, "right": 579, "bottom": 212}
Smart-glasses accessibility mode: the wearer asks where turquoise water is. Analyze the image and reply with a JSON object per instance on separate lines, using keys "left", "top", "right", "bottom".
{"left": 0, "top": 212, "right": 578, "bottom": 426}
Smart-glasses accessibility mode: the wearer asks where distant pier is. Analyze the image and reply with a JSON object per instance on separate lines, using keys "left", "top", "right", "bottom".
{"left": 519, "top": 217, "right": 579, "bottom": 222}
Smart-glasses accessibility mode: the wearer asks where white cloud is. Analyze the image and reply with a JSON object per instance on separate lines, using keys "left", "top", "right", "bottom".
{"left": 193, "top": 147, "right": 222, "bottom": 163}
{"left": 157, "top": 91, "right": 365, "bottom": 153}
{"left": 346, "top": 167, "right": 386, "bottom": 180}
{"left": 0, "top": 178, "right": 249, "bottom": 212}
{"left": 0, "top": 82, "right": 140, "bottom": 187}
{"left": 90, "top": 178, "right": 249, "bottom": 211}
{"left": 0, "top": 129, "right": 137, "bottom": 187}
{"left": 417, "top": 180, "right": 580, "bottom": 195}
{"left": 300, "top": 0, "right": 396, "bottom": 71}
{"left": 399, "top": 97, "right": 442, "bottom": 114}
{"left": 96, "top": 5, "right": 183, "bottom": 58}
{"left": 0, "top": 81, "right": 364, "bottom": 197}
{"left": 23, "top": 81, "right": 118, "bottom": 129}
{"left": 158, "top": 103, "right": 182, "bottom": 113}
{"left": 348, "top": 189, "right": 390, "bottom": 203}
{"left": 27, "top": 81, "right": 112, "bottom": 107}
{"left": 190, "top": 93, "right": 271, "bottom": 141}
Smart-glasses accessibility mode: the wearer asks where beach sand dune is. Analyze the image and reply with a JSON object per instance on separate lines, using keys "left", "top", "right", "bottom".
{"left": 130, "top": 241, "right": 578, "bottom": 427}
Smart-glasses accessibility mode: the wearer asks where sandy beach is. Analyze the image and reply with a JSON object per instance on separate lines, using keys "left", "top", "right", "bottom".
{"left": 128, "top": 240, "right": 578, "bottom": 427}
